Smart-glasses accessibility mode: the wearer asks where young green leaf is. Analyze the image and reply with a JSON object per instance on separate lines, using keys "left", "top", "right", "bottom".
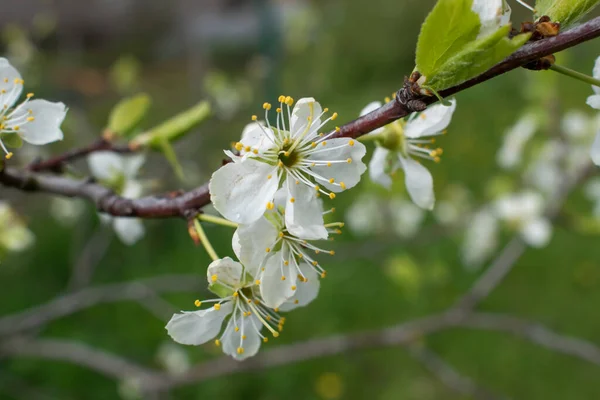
{"left": 536, "top": 0, "right": 600, "bottom": 28}
{"left": 416, "top": 0, "right": 481, "bottom": 78}
{"left": 107, "top": 93, "right": 152, "bottom": 137}
{"left": 426, "top": 26, "right": 531, "bottom": 91}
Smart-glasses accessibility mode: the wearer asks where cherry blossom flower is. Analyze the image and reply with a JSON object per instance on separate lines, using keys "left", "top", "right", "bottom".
{"left": 0, "top": 58, "right": 67, "bottom": 160}
{"left": 462, "top": 208, "right": 499, "bottom": 270}
{"left": 587, "top": 55, "right": 600, "bottom": 165}
{"left": 166, "top": 257, "right": 315, "bottom": 360}
{"left": 210, "top": 96, "right": 367, "bottom": 225}
{"left": 360, "top": 98, "right": 456, "bottom": 210}
{"left": 0, "top": 201, "right": 34, "bottom": 255}
{"left": 496, "top": 114, "right": 538, "bottom": 169}
{"left": 87, "top": 152, "right": 146, "bottom": 245}
{"left": 495, "top": 191, "right": 552, "bottom": 247}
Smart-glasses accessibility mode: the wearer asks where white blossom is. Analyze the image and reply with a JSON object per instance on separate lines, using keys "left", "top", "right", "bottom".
{"left": 586, "top": 55, "right": 600, "bottom": 166}
{"left": 494, "top": 191, "right": 552, "bottom": 248}
{"left": 210, "top": 96, "right": 367, "bottom": 226}
{"left": 584, "top": 177, "right": 600, "bottom": 217}
{"left": 360, "top": 99, "right": 456, "bottom": 210}
{"left": 0, "top": 58, "right": 67, "bottom": 160}
{"left": 233, "top": 189, "right": 326, "bottom": 308}
{"left": 0, "top": 201, "right": 34, "bottom": 254}
{"left": 496, "top": 114, "right": 537, "bottom": 169}
{"left": 87, "top": 152, "right": 146, "bottom": 245}
{"left": 472, "top": 0, "right": 511, "bottom": 38}
{"left": 462, "top": 208, "right": 499, "bottom": 270}
{"left": 166, "top": 257, "right": 314, "bottom": 360}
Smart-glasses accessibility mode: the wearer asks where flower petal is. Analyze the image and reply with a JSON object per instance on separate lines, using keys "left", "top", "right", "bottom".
{"left": 587, "top": 94, "right": 600, "bottom": 110}
{"left": 88, "top": 152, "right": 125, "bottom": 180}
{"left": 207, "top": 257, "right": 245, "bottom": 287}
{"left": 235, "top": 217, "right": 279, "bottom": 275}
{"left": 285, "top": 178, "right": 327, "bottom": 240}
{"left": 122, "top": 154, "right": 146, "bottom": 178}
{"left": 462, "top": 209, "right": 499, "bottom": 270}
{"left": 260, "top": 252, "right": 297, "bottom": 308}
{"left": 309, "top": 138, "right": 367, "bottom": 192}
{"left": 240, "top": 122, "right": 275, "bottom": 155}
{"left": 591, "top": 131, "right": 600, "bottom": 166}
{"left": 0, "top": 58, "right": 23, "bottom": 109}
{"left": 278, "top": 262, "right": 320, "bottom": 312}
{"left": 221, "top": 315, "right": 262, "bottom": 360}
{"left": 113, "top": 217, "right": 145, "bottom": 245}
{"left": 360, "top": 101, "right": 384, "bottom": 135}
{"left": 290, "top": 97, "right": 322, "bottom": 141}
{"left": 368, "top": 146, "right": 394, "bottom": 189}
{"left": 209, "top": 158, "right": 279, "bottom": 224}
{"left": 166, "top": 302, "right": 233, "bottom": 346}
{"left": 398, "top": 156, "right": 435, "bottom": 210}
{"left": 521, "top": 217, "right": 552, "bottom": 248}
{"left": 15, "top": 100, "right": 67, "bottom": 145}
{"left": 122, "top": 181, "right": 143, "bottom": 199}
{"left": 593, "top": 55, "right": 600, "bottom": 94}
{"left": 404, "top": 99, "right": 456, "bottom": 138}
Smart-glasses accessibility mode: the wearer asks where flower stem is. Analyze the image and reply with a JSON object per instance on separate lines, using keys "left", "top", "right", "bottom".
{"left": 193, "top": 219, "right": 219, "bottom": 261}
{"left": 549, "top": 64, "right": 600, "bottom": 87}
{"left": 198, "top": 214, "right": 238, "bottom": 228}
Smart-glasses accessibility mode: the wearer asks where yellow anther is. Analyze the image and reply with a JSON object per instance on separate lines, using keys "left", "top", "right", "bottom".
{"left": 294, "top": 299, "right": 299, "bottom": 304}
{"left": 290, "top": 197, "right": 296, "bottom": 203}
{"left": 283, "top": 260, "right": 289, "bottom": 266}
{"left": 429, "top": 150, "right": 437, "bottom": 157}
{"left": 312, "top": 261, "right": 318, "bottom": 266}
{"left": 278, "top": 325, "right": 284, "bottom": 332}
{"left": 314, "top": 185, "right": 320, "bottom": 191}
{"left": 281, "top": 276, "right": 286, "bottom": 281}
{"left": 214, "top": 304, "right": 221, "bottom": 310}
{"left": 278, "top": 232, "right": 284, "bottom": 238}
{"left": 194, "top": 299, "right": 201, "bottom": 307}
{"left": 211, "top": 274, "right": 218, "bottom": 282}
{"left": 252, "top": 148, "right": 258, "bottom": 154}
{"left": 348, "top": 140, "right": 355, "bottom": 146}
{"left": 27, "top": 117, "right": 35, "bottom": 122}
{"left": 437, "top": 148, "right": 444, "bottom": 155}
{"left": 263, "top": 337, "right": 269, "bottom": 343}
{"left": 266, "top": 247, "right": 271, "bottom": 253}
{"left": 307, "top": 116, "right": 312, "bottom": 122}
{"left": 263, "top": 102, "right": 272, "bottom": 110}
{"left": 321, "top": 271, "right": 327, "bottom": 278}
{"left": 331, "top": 207, "right": 336, "bottom": 212}
{"left": 442, "top": 130, "right": 448, "bottom": 135}
{"left": 266, "top": 315, "right": 272, "bottom": 321}
{"left": 26, "top": 93, "right": 34, "bottom": 98}
{"left": 420, "top": 113, "right": 427, "bottom": 120}
{"left": 347, "top": 158, "right": 352, "bottom": 163}
{"left": 233, "top": 292, "right": 239, "bottom": 297}
{"left": 272, "top": 332, "right": 280, "bottom": 338}
{"left": 267, "top": 175, "right": 273, "bottom": 180}
{"left": 328, "top": 178, "right": 335, "bottom": 184}
{"left": 298, "top": 254, "right": 304, "bottom": 259}
{"left": 285, "top": 96, "right": 294, "bottom": 106}
{"left": 13, "top": 126, "right": 19, "bottom": 131}
{"left": 235, "top": 326, "right": 240, "bottom": 332}
{"left": 5, "top": 152, "right": 13, "bottom": 160}
{"left": 255, "top": 279, "right": 261, "bottom": 285}
{"left": 335, "top": 126, "right": 341, "bottom": 132}
{"left": 280, "top": 317, "right": 286, "bottom": 324}
{"left": 254, "top": 299, "right": 260, "bottom": 305}
{"left": 3, "top": 78, "right": 7, "bottom": 83}
{"left": 434, "top": 157, "right": 441, "bottom": 163}
{"left": 274, "top": 308, "right": 280, "bottom": 312}
{"left": 340, "top": 182, "right": 346, "bottom": 189}
{"left": 384, "top": 96, "right": 391, "bottom": 103}
{"left": 319, "top": 132, "right": 324, "bottom": 137}
{"left": 311, "top": 162, "right": 316, "bottom": 167}
{"left": 215, "top": 339, "right": 221, "bottom": 347}
{"left": 336, "top": 229, "right": 342, "bottom": 234}
{"left": 329, "top": 193, "right": 336, "bottom": 200}
{"left": 237, "top": 347, "right": 244, "bottom": 354}
{"left": 276, "top": 107, "right": 282, "bottom": 113}
{"left": 295, "top": 180, "right": 299, "bottom": 185}
{"left": 311, "top": 142, "right": 317, "bottom": 148}
{"left": 291, "top": 285, "right": 297, "bottom": 290}
{"left": 244, "top": 146, "right": 251, "bottom": 152}
{"left": 329, "top": 250, "right": 335, "bottom": 255}
{"left": 327, "top": 162, "right": 332, "bottom": 167}
{"left": 331, "top": 112, "right": 338, "bottom": 120}
{"left": 278, "top": 160, "right": 284, "bottom": 168}
{"left": 324, "top": 107, "right": 329, "bottom": 112}
{"left": 315, "top": 250, "right": 320, "bottom": 254}
{"left": 266, "top": 201, "right": 275, "bottom": 210}
{"left": 283, "top": 138, "right": 289, "bottom": 145}
{"left": 0, "top": 90, "right": 5, "bottom": 94}
{"left": 278, "top": 95, "right": 286, "bottom": 102}
{"left": 242, "top": 334, "right": 247, "bottom": 340}
{"left": 321, "top": 141, "right": 327, "bottom": 146}
{"left": 235, "top": 142, "right": 243, "bottom": 151}
{"left": 284, "top": 151, "right": 290, "bottom": 157}
{"left": 247, "top": 299, "right": 252, "bottom": 303}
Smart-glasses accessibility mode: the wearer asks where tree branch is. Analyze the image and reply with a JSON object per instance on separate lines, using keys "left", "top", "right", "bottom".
{"left": 2, "top": 16, "right": 600, "bottom": 218}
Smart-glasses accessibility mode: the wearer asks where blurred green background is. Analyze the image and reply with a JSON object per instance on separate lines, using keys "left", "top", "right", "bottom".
{"left": 2, "top": 0, "right": 600, "bottom": 398}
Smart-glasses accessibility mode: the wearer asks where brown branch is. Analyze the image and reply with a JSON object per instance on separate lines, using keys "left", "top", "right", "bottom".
{"left": 28, "top": 138, "right": 132, "bottom": 173}
{"left": 2, "top": 16, "right": 600, "bottom": 217}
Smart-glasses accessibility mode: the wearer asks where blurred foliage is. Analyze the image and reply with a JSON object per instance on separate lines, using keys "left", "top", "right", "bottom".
{"left": 2, "top": 0, "right": 600, "bottom": 399}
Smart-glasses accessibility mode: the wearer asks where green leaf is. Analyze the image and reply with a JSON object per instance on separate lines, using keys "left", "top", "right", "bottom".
{"left": 426, "top": 26, "right": 531, "bottom": 91}
{"left": 0, "top": 133, "right": 23, "bottom": 149}
{"left": 536, "top": 0, "right": 600, "bottom": 28}
{"left": 107, "top": 93, "right": 152, "bottom": 137}
{"left": 415, "top": 0, "right": 481, "bottom": 78}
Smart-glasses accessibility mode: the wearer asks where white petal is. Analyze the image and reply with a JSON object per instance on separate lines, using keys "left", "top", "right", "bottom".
{"left": 496, "top": 114, "right": 537, "bottom": 169}
{"left": 165, "top": 302, "right": 233, "bottom": 346}
{"left": 404, "top": 99, "right": 456, "bottom": 138}
{"left": 278, "top": 262, "right": 320, "bottom": 312}
{"left": 345, "top": 193, "right": 385, "bottom": 236}
{"left": 113, "top": 218, "right": 145, "bottom": 245}
{"left": 0, "top": 58, "right": 23, "bottom": 109}
{"left": 285, "top": 178, "right": 327, "bottom": 240}
{"left": 235, "top": 218, "right": 279, "bottom": 275}
{"left": 122, "top": 154, "right": 146, "bottom": 178}
{"left": 122, "top": 181, "right": 143, "bottom": 199}
{"left": 206, "top": 257, "right": 245, "bottom": 287}
{"left": 309, "top": 138, "right": 367, "bottom": 192}
{"left": 472, "top": 0, "right": 510, "bottom": 37}
{"left": 15, "top": 100, "right": 67, "bottom": 145}
{"left": 221, "top": 315, "right": 262, "bottom": 360}
{"left": 521, "top": 218, "right": 552, "bottom": 248}
{"left": 591, "top": 131, "right": 600, "bottom": 166}
{"left": 398, "top": 156, "right": 435, "bottom": 210}
{"left": 260, "top": 253, "right": 297, "bottom": 308}
{"left": 360, "top": 101, "right": 384, "bottom": 135}
{"left": 389, "top": 199, "right": 425, "bottom": 238}
{"left": 462, "top": 209, "right": 499, "bottom": 270}
{"left": 290, "top": 98, "right": 322, "bottom": 141}
{"left": 240, "top": 122, "right": 275, "bottom": 155}
{"left": 209, "top": 159, "right": 279, "bottom": 224}
{"left": 587, "top": 94, "right": 600, "bottom": 110}
{"left": 88, "top": 152, "right": 125, "bottom": 180}
{"left": 368, "top": 146, "right": 394, "bottom": 189}
{"left": 593, "top": 55, "right": 600, "bottom": 94}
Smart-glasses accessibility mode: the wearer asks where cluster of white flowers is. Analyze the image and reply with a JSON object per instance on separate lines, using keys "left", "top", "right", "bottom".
{"left": 167, "top": 97, "right": 367, "bottom": 360}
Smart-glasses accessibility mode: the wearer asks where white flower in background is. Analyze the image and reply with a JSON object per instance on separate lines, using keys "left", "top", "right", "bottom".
{"left": 210, "top": 96, "right": 367, "bottom": 226}
{"left": 0, "top": 201, "right": 35, "bottom": 254}
{"left": 433, "top": 183, "right": 472, "bottom": 226}
{"left": 462, "top": 208, "right": 499, "bottom": 270}
{"left": 360, "top": 98, "right": 456, "bottom": 210}
{"left": 525, "top": 139, "right": 565, "bottom": 197}
{"left": 389, "top": 198, "right": 426, "bottom": 238}
{"left": 87, "top": 152, "right": 146, "bottom": 245}
{"left": 233, "top": 189, "right": 326, "bottom": 308}
{"left": 50, "top": 197, "right": 86, "bottom": 227}
{"left": 345, "top": 193, "right": 385, "bottom": 236}
{"left": 495, "top": 191, "right": 552, "bottom": 247}
{"left": 156, "top": 342, "right": 191, "bottom": 376}
{"left": 584, "top": 178, "right": 600, "bottom": 217}
{"left": 166, "top": 257, "right": 314, "bottom": 360}
{"left": 586, "top": 56, "right": 600, "bottom": 166}
{"left": 472, "top": 0, "right": 511, "bottom": 38}
{"left": 496, "top": 114, "right": 537, "bottom": 169}
{"left": 0, "top": 58, "right": 67, "bottom": 160}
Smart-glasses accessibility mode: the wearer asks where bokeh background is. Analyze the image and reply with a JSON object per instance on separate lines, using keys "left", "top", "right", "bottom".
{"left": 2, "top": 0, "right": 600, "bottom": 398}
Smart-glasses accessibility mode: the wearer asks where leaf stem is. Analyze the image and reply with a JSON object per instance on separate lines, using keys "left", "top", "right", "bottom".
{"left": 549, "top": 64, "right": 600, "bottom": 87}
{"left": 197, "top": 214, "right": 238, "bottom": 228}
{"left": 193, "top": 219, "right": 219, "bottom": 261}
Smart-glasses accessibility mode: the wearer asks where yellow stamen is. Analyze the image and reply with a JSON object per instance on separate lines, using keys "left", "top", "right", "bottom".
{"left": 251, "top": 115, "right": 258, "bottom": 121}
{"left": 329, "top": 193, "right": 336, "bottom": 200}
{"left": 215, "top": 339, "right": 221, "bottom": 347}
{"left": 194, "top": 300, "right": 201, "bottom": 307}
{"left": 214, "top": 304, "right": 221, "bottom": 310}
{"left": 211, "top": 274, "right": 218, "bottom": 282}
